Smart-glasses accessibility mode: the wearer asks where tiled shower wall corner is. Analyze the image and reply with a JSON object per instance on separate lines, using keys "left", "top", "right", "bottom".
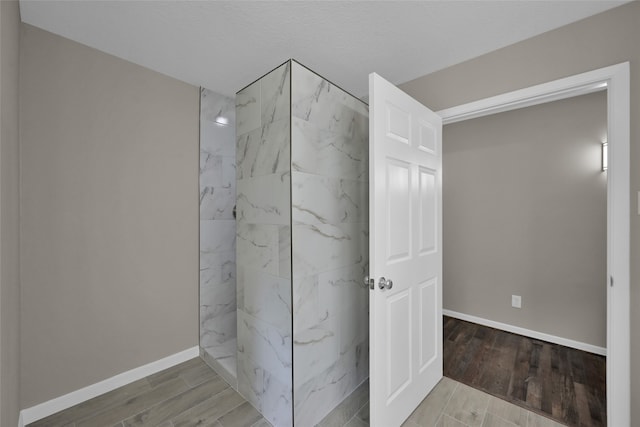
{"left": 235, "top": 62, "right": 293, "bottom": 427}
{"left": 199, "top": 88, "right": 238, "bottom": 386}
{"left": 290, "top": 61, "right": 370, "bottom": 427}
{"left": 235, "top": 60, "right": 370, "bottom": 427}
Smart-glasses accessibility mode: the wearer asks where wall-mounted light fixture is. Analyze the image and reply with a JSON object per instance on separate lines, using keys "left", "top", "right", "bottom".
{"left": 602, "top": 141, "right": 608, "bottom": 172}
{"left": 214, "top": 115, "right": 229, "bottom": 126}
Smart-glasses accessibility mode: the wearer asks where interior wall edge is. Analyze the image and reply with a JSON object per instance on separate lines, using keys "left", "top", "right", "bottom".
{"left": 1, "top": 1, "right": 22, "bottom": 426}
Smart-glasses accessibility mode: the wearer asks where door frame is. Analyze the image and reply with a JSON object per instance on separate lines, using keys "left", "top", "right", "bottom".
{"left": 436, "top": 62, "right": 630, "bottom": 426}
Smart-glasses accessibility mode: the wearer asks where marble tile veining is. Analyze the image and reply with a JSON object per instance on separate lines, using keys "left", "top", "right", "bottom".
{"left": 237, "top": 311, "right": 291, "bottom": 385}
{"left": 292, "top": 221, "right": 368, "bottom": 279}
{"left": 236, "top": 222, "right": 281, "bottom": 277}
{"left": 236, "top": 61, "right": 370, "bottom": 426}
{"left": 291, "top": 116, "right": 368, "bottom": 181}
{"left": 236, "top": 81, "right": 261, "bottom": 137}
{"left": 291, "top": 62, "right": 368, "bottom": 140}
{"left": 262, "top": 372, "right": 293, "bottom": 427}
{"left": 261, "top": 61, "right": 291, "bottom": 125}
{"left": 236, "top": 171, "right": 291, "bottom": 226}
{"left": 236, "top": 61, "right": 293, "bottom": 427}
{"left": 291, "top": 60, "right": 370, "bottom": 427}
{"left": 237, "top": 118, "right": 290, "bottom": 180}
{"left": 243, "top": 268, "right": 292, "bottom": 331}
{"left": 237, "top": 353, "right": 264, "bottom": 412}
{"left": 200, "top": 88, "right": 238, "bottom": 383}
{"left": 292, "top": 171, "right": 368, "bottom": 226}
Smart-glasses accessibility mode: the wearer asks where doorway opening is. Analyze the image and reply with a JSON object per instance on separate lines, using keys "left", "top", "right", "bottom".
{"left": 441, "top": 89, "right": 607, "bottom": 425}
{"left": 436, "top": 62, "right": 630, "bottom": 427}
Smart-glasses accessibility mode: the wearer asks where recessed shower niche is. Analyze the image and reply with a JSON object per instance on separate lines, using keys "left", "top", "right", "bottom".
{"left": 200, "top": 60, "right": 369, "bottom": 426}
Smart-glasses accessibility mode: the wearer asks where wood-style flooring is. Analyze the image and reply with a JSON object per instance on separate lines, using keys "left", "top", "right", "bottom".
{"left": 26, "top": 358, "right": 271, "bottom": 427}
{"left": 443, "top": 316, "right": 606, "bottom": 427}
{"left": 26, "top": 351, "right": 571, "bottom": 427}
{"left": 402, "top": 376, "right": 566, "bottom": 427}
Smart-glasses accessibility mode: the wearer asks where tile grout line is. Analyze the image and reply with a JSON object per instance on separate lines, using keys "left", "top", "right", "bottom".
{"left": 489, "top": 411, "right": 521, "bottom": 427}
{"left": 434, "top": 380, "right": 460, "bottom": 426}
{"left": 478, "top": 386, "right": 492, "bottom": 427}
{"left": 503, "top": 411, "right": 524, "bottom": 427}
{"left": 209, "top": 392, "right": 250, "bottom": 424}
{"left": 346, "top": 399, "right": 369, "bottom": 426}
{"left": 342, "top": 408, "right": 360, "bottom": 427}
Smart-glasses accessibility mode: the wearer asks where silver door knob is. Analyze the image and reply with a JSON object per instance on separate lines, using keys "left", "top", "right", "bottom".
{"left": 378, "top": 277, "right": 393, "bottom": 290}
{"left": 364, "top": 276, "right": 375, "bottom": 290}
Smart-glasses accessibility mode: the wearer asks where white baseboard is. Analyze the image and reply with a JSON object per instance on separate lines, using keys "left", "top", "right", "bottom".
{"left": 19, "top": 346, "right": 199, "bottom": 426}
{"left": 443, "top": 309, "right": 607, "bottom": 356}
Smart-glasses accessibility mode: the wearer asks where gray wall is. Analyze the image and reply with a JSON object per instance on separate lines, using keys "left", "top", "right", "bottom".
{"left": 19, "top": 24, "right": 199, "bottom": 408}
{"left": 443, "top": 91, "right": 607, "bottom": 347}
{"left": 399, "top": 0, "right": 640, "bottom": 419}
{"left": 0, "top": 0, "right": 21, "bottom": 425}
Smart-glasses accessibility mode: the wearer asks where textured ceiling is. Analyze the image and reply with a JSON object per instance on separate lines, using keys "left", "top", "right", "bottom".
{"left": 19, "top": 1, "right": 628, "bottom": 97}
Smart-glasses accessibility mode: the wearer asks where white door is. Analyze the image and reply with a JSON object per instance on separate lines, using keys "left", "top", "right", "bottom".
{"left": 369, "top": 73, "right": 443, "bottom": 427}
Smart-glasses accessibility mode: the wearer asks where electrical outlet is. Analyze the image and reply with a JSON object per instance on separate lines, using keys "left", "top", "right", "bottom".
{"left": 511, "top": 295, "right": 522, "bottom": 309}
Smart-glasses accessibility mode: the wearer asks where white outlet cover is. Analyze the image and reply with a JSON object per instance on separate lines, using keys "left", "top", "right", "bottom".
{"left": 511, "top": 295, "right": 522, "bottom": 309}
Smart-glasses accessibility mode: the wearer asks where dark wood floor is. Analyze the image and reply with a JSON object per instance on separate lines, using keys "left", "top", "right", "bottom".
{"left": 443, "top": 316, "right": 606, "bottom": 427}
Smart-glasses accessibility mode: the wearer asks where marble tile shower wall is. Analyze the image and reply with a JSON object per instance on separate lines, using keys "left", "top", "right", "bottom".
{"left": 199, "top": 88, "right": 238, "bottom": 384}
{"left": 235, "top": 62, "right": 293, "bottom": 427}
{"left": 290, "top": 61, "right": 370, "bottom": 427}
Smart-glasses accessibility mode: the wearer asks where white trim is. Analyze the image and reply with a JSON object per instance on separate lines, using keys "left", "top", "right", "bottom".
{"left": 19, "top": 346, "right": 199, "bottom": 426}
{"left": 443, "top": 309, "right": 607, "bottom": 356}
{"left": 436, "top": 62, "right": 630, "bottom": 427}
{"left": 18, "top": 411, "right": 24, "bottom": 427}
{"left": 438, "top": 66, "right": 615, "bottom": 125}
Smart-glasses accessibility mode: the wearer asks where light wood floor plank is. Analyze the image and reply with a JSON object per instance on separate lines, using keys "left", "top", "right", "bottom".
{"left": 171, "top": 387, "right": 246, "bottom": 427}
{"left": 146, "top": 358, "right": 206, "bottom": 388}
{"left": 121, "top": 376, "right": 230, "bottom": 427}
{"left": 216, "top": 401, "right": 263, "bottom": 427}
{"left": 29, "top": 378, "right": 153, "bottom": 427}
{"left": 76, "top": 377, "right": 189, "bottom": 427}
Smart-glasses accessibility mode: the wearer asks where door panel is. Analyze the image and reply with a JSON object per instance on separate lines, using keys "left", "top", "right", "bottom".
{"left": 386, "top": 103, "right": 411, "bottom": 144}
{"left": 419, "top": 279, "right": 438, "bottom": 372}
{"left": 387, "top": 290, "right": 412, "bottom": 400}
{"left": 418, "top": 168, "right": 437, "bottom": 254}
{"left": 386, "top": 159, "right": 411, "bottom": 262}
{"left": 369, "top": 73, "right": 443, "bottom": 427}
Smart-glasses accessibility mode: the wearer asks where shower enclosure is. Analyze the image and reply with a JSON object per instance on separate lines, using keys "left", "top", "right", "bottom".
{"left": 201, "top": 60, "right": 369, "bottom": 426}
{"left": 199, "top": 88, "right": 238, "bottom": 387}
